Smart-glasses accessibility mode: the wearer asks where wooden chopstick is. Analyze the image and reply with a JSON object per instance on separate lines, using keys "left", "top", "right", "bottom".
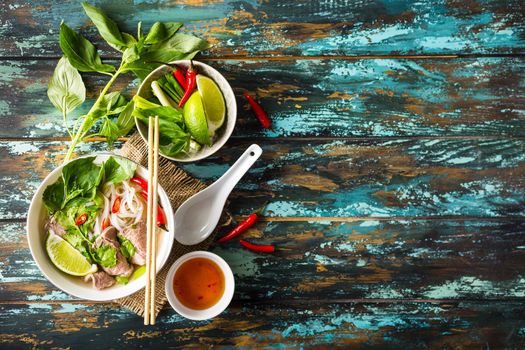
{"left": 144, "top": 116, "right": 154, "bottom": 325}
{"left": 150, "top": 115, "right": 159, "bottom": 325}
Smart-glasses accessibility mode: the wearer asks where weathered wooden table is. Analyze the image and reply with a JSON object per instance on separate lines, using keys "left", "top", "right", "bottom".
{"left": 1, "top": 0, "right": 524, "bottom": 348}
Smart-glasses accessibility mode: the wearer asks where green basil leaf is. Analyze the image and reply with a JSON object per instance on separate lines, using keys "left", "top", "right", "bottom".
{"left": 81, "top": 2, "right": 130, "bottom": 52}
{"left": 59, "top": 22, "right": 116, "bottom": 74}
{"left": 116, "top": 100, "right": 136, "bottom": 133}
{"left": 98, "top": 100, "right": 135, "bottom": 146}
{"left": 61, "top": 156, "right": 103, "bottom": 204}
{"left": 151, "top": 33, "right": 209, "bottom": 54}
{"left": 134, "top": 106, "right": 190, "bottom": 156}
{"left": 159, "top": 137, "right": 190, "bottom": 156}
{"left": 42, "top": 178, "right": 65, "bottom": 214}
{"left": 93, "top": 245, "right": 117, "bottom": 268}
{"left": 122, "top": 45, "right": 140, "bottom": 64}
{"left": 98, "top": 118, "right": 120, "bottom": 146}
{"left": 90, "top": 92, "right": 126, "bottom": 120}
{"left": 123, "top": 50, "right": 199, "bottom": 80}
{"left": 144, "top": 22, "right": 182, "bottom": 44}
{"left": 103, "top": 156, "right": 137, "bottom": 184}
{"left": 122, "top": 33, "right": 137, "bottom": 47}
{"left": 47, "top": 56, "right": 86, "bottom": 115}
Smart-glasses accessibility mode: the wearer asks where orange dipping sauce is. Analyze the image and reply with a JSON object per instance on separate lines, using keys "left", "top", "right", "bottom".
{"left": 173, "top": 257, "right": 225, "bottom": 310}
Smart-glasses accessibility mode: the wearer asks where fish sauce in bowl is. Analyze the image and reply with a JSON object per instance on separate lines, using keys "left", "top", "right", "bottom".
{"left": 173, "top": 257, "right": 225, "bottom": 310}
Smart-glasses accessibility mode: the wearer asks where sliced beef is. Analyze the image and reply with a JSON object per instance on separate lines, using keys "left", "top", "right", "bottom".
{"left": 45, "top": 216, "right": 67, "bottom": 237}
{"left": 84, "top": 271, "right": 115, "bottom": 290}
{"left": 121, "top": 220, "right": 147, "bottom": 266}
{"left": 93, "top": 226, "right": 133, "bottom": 277}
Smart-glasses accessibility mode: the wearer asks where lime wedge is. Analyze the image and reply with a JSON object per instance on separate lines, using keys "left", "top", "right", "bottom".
{"left": 196, "top": 75, "right": 226, "bottom": 135}
{"left": 183, "top": 91, "right": 210, "bottom": 146}
{"left": 46, "top": 230, "right": 97, "bottom": 276}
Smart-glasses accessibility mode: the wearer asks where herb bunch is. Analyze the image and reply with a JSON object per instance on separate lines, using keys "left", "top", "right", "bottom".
{"left": 47, "top": 2, "right": 208, "bottom": 163}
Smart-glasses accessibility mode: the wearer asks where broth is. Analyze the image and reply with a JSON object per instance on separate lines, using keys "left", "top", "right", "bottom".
{"left": 173, "top": 257, "right": 225, "bottom": 310}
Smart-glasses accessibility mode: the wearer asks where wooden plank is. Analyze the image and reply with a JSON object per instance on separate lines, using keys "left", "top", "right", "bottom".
{"left": 0, "top": 0, "right": 523, "bottom": 57}
{"left": 1, "top": 58, "right": 525, "bottom": 138}
{"left": 3, "top": 219, "right": 524, "bottom": 302}
{"left": 0, "top": 139, "right": 523, "bottom": 219}
{"left": 0, "top": 301, "right": 524, "bottom": 348}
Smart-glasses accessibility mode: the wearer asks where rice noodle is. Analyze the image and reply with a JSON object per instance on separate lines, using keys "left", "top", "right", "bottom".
{"left": 94, "top": 179, "right": 145, "bottom": 236}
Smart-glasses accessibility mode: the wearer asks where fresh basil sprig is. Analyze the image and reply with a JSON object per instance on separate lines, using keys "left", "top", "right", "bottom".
{"left": 48, "top": 2, "right": 209, "bottom": 163}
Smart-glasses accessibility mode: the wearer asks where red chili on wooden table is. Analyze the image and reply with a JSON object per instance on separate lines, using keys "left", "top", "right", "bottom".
{"left": 178, "top": 63, "right": 197, "bottom": 107}
{"left": 216, "top": 213, "right": 258, "bottom": 243}
{"left": 244, "top": 92, "right": 271, "bottom": 129}
{"left": 75, "top": 213, "right": 88, "bottom": 226}
{"left": 239, "top": 239, "right": 275, "bottom": 253}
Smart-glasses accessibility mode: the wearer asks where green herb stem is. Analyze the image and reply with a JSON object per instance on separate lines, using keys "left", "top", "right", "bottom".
{"left": 63, "top": 66, "right": 123, "bottom": 163}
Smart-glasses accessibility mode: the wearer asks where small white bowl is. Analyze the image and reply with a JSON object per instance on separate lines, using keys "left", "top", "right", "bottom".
{"left": 165, "top": 251, "right": 234, "bottom": 320}
{"left": 26, "top": 154, "right": 175, "bottom": 301}
{"left": 135, "top": 60, "right": 237, "bottom": 162}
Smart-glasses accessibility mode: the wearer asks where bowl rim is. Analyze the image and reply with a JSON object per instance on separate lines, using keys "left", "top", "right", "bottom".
{"left": 165, "top": 251, "right": 235, "bottom": 320}
{"left": 135, "top": 59, "right": 237, "bottom": 162}
{"left": 26, "top": 153, "right": 175, "bottom": 301}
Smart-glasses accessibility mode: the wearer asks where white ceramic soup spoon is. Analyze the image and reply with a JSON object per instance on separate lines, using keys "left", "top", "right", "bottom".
{"left": 174, "top": 144, "right": 263, "bottom": 245}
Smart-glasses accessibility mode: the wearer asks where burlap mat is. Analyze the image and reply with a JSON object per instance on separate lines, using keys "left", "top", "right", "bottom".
{"left": 115, "top": 133, "right": 231, "bottom": 317}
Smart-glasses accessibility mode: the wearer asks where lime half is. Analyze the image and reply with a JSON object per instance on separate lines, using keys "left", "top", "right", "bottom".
{"left": 183, "top": 91, "right": 210, "bottom": 146}
{"left": 46, "top": 230, "right": 97, "bottom": 276}
{"left": 197, "top": 75, "right": 226, "bottom": 135}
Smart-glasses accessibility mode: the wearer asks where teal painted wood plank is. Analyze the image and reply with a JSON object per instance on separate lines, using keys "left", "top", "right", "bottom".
{"left": 2, "top": 220, "right": 524, "bottom": 302}
{"left": 0, "top": 301, "right": 524, "bottom": 348}
{"left": 1, "top": 58, "right": 525, "bottom": 138}
{"left": 0, "top": 0, "right": 523, "bottom": 57}
{"left": 1, "top": 139, "right": 523, "bottom": 219}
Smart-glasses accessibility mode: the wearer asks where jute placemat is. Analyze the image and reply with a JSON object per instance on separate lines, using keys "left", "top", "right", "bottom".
{"left": 115, "top": 133, "right": 231, "bottom": 317}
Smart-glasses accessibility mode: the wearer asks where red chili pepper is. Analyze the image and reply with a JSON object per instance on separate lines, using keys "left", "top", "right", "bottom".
{"left": 178, "top": 63, "right": 197, "bottom": 107}
{"left": 101, "top": 217, "right": 110, "bottom": 231}
{"left": 138, "top": 191, "right": 166, "bottom": 226}
{"left": 244, "top": 92, "right": 271, "bottom": 129}
{"left": 112, "top": 196, "right": 121, "bottom": 214}
{"left": 75, "top": 213, "right": 88, "bottom": 226}
{"left": 239, "top": 239, "right": 275, "bottom": 253}
{"left": 217, "top": 213, "right": 257, "bottom": 243}
{"left": 130, "top": 177, "right": 148, "bottom": 192}
{"left": 173, "top": 67, "right": 187, "bottom": 90}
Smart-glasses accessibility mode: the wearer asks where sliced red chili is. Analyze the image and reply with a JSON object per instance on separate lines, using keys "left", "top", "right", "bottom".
{"left": 112, "top": 196, "right": 121, "bottom": 214}
{"left": 244, "top": 92, "right": 271, "bottom": 129}
{"left": 217, "top": 214, "right": 258, "bottom": 243}
{"left": 138, "top": 191, "right": 166, "bottom": 226}
{"left": 239, "top": 239, "right": 275, "bottom": 253}
{"left": 101, "top": 217, "right": 110, "bottom": 231}
{"left": 130, "top": 177, "right": 149, "bottom": 192}
{"left": 75, "top": 213, "right": 88, "bottom": 226}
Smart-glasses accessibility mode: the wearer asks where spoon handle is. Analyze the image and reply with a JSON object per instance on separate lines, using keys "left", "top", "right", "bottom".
{"left": 215, "top": 144, "right": 263, "bottom": 195}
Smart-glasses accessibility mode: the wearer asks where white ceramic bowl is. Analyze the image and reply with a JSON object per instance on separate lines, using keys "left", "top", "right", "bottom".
{"left": 135, "top": 60, "right": 237, "bottom": 162}
{"left": 165, "top": 251, "right": 234, "bottom": 320}
{"left": 26, "top": 154, "right": 175, "bottom": 301}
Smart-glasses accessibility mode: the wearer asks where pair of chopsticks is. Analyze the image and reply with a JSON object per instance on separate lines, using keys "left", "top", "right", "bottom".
{"left": 144, "top": 116, "right": 159, "bottom": 325}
